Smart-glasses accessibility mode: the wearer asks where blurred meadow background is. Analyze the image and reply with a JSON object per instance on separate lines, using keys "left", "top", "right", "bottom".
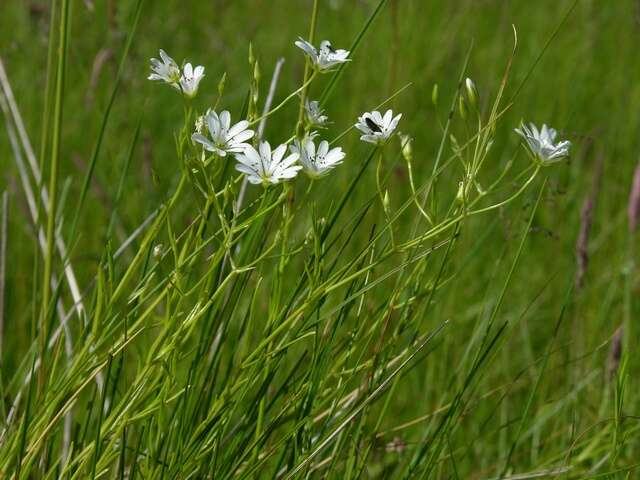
{"left": 1, "top": 0, "right": 640, "bottom": 478}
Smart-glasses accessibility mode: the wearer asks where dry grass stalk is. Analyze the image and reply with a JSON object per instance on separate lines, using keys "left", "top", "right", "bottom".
{"left": 607, "top": 325, "right": 623, "bottom": 380}
{"left": 628, "top": 160, "right": 640, "bottom": 232}
{"left": 575, "top": 152, "right": 604, "bottom": 291}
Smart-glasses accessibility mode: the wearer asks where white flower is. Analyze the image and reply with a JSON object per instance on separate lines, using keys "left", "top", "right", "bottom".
{"left": 192, "top": 110, "right": 254, "bottom": 157}
{"left": 148, "top": 50, "right": 205, "bottom": 98}
{"left": 148, "top": 49, "right": 181, "bottom": 85}
{"left": 515, "top": 122, "right": 571, "bottom": 165}
{"left": 355, "top": 109, "right": 402, "bottom": 145}
{"left": 295, "top": 38, "right": 350, "bottom": 72}
{"left": 235, "top": 141, "right": 302, "bottom": 185}
{"left": 291, "top": 137, "right": 345, "bottom": 178}
{"left": 304, "top": 99, "right": 329, "bottom": 127}
{"left": 179, "top": 63, "right": 205, "bottom": 98}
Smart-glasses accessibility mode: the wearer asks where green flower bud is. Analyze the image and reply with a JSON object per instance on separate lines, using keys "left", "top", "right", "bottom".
{"left": 458, "top": 95, "right": 468, "bottom": 121}
{"left": 431, "top": 83, "right": 439, "bottom": 107}
{"left": 455, "top": 181, "right": 465, "bottom": 204}
{"left": 248, "top": 43, "right": 255, "bottom": 66}
{"left": 153, "top": 244, "right": 163, "bottom": 259}
{"left": 464, "top": 77, "right": 478, "bottom": 110}
{"left": 398, "top": 133, "right": 413, "bottom": 163}
{"left": 217, "top": 72, "right": 227, "bottom": 98}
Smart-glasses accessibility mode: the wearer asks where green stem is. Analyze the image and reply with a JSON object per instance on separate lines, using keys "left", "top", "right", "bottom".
{"left": 399, "top": 166, "right": 541, "bottom": 251}
{"left": 111, "top": 174, "right": 187, "bottom": 305}
{"left": 296, "top": 0, "right": 320, "bottom": 137}
{"left": 319, "top": 0, "right": 389, "bottom": 106}
{"left": 249, "top": 73, "right": 317, "bottom": 127}
{"left": 40, "top": 0, "right": 70, "bottom": 388}
{"left": 38, "top": 0, "right": 58, "bottom": 174}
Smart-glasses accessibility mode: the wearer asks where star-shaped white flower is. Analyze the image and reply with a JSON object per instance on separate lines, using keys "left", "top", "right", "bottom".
{"left": 304, "top": 99, "right": 329, "bottom": 127}
{"left": 295, "top": 38, "right": 350, "bottom": 72}
{"left": 235, "top": 141, "right": 302, "bottom": 185}
{"left": 355, "top": 109, "right": 402, "bottom": 145}
{"left": 179, "top": 63, "right": 205, "bottom": 99}
{"left": 148, "top": 50, "right": 205, "bottom": 98}
{"left": 192, "top": 110, "right": 254, "bottom": 157}
{"left": 148, "top": 49, "right": 181, "bottom": 85}
{"left": 514, "top": 122, "right": 571, "bottom": 165}
{"left": 291, "top": 137, "right": 345, "bottom": 179}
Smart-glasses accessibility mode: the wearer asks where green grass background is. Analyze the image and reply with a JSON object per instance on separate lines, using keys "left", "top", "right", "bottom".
{"left": 1, "top": 0, "right": 640, "bottom": 477}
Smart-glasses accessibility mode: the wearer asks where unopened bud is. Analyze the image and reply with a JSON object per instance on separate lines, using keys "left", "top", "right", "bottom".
{"left": 217, "top": 73, "right": 227, "bottom": 98}
{"left": 252, "top": 61, "right": 260, "bottom": 107}
{"left": 248, "top": 43, "right": 255, "bottom": 66}
{"left": 398, "top": 133, "right": 413, "bottom": 163}
{"left": 464, "top": 77, "right": 478, "bottom": 109}
{"left": 153, "top": 244, "right": 163, "bottom": 259}
{"left": 383, "top": 190, "right": 391, "bottom": 213}
{"left": 431, "top": 83, "right": 439, "bottom": 107}
{"left": 253, "top": 61, "right": 261, "bottom": 84}
{"left": 485, "top": 138, "right": 494, "bottom": 153}
{"left": 304, "top": 227, "right": 314, "bottom": 245}
{"left": 458, "top": 95, "right": 468, "bottom": 121}
{"left": 456, "top": 181, "right": 465, "bottom": 203}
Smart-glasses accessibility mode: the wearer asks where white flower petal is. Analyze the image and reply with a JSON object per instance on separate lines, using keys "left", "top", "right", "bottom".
{"left": 219, "top": 111, "right": 231, "bottom": 132}
{"left": 258, "top": 141, "right": 272, "bottom": 163}
{"left": 192, "top": 133, "right": 214, "bottom": 150}
{"left": 227, "top": 120, "right": 250, "bottom": 138}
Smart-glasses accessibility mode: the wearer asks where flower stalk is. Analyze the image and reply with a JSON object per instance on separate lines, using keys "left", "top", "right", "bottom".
{"left": 296, "top": 0, "right": 320, "bottom": 138}
{"left": 40, "top": 0, "right": 70, "bottom": 393}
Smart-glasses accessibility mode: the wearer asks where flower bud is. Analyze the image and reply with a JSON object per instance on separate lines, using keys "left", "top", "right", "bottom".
{"left": 304, "top": 227, "right": 314, "bottom": 245}
{"left": 398, "top": 133, "right": 413, "bottom": 163}
{"left": 153, "top": 244, "right": 163, "bottom": 259}
{"left": 485, "top": 138, "right": 494, "bottom": 153}
{"left": 217, "top": 72, "right": 227, "bottom": 98}
{"left": 383, "top": 190, "right": 391, "bottom": 213}
{"left": 464, "top": 77, "right": 478, "bottom": 110}
{"left": 458, "top": 95, "right": 468, "bottom": 121}
{"left": 248, "top": 43, "right": 255, "bottom": 66}
{"left": 253, "top": 61, "right": 261, "bottom": 84}
{"left": 252, "top": 61, "right": 260, "bottom": 105}
{"left": 456, "top": 181, "right": 465, "bottom": 204}
{"left": 431, "top": 83, "right": 439, "bottom": 107}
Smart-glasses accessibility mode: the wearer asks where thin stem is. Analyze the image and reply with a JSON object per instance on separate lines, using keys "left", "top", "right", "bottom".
{"left": 399, "top": 166, "right": 541, "bottom": 251}
{"left": 111, "top": 174, "right": 187, "bottom": 305}
{"left": 249, "top": 72, "right": 317, "bottom": 127}
{"left": 38, "top": 0, "right": 58, "bottom": 176}
{"left": 0, "top": 191, "right": 7, "bottom": 361}
{"left": 296, "top": 0, "right": 320, "bottom": 136}
{"left": 467, "top": 166, "right": 540, "bottom": 216}
{"left": 376, "top": 150, "right": 395, "bottom": 249}
{"left": 40, "top": 0, "right": 70, "bottom": 389}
